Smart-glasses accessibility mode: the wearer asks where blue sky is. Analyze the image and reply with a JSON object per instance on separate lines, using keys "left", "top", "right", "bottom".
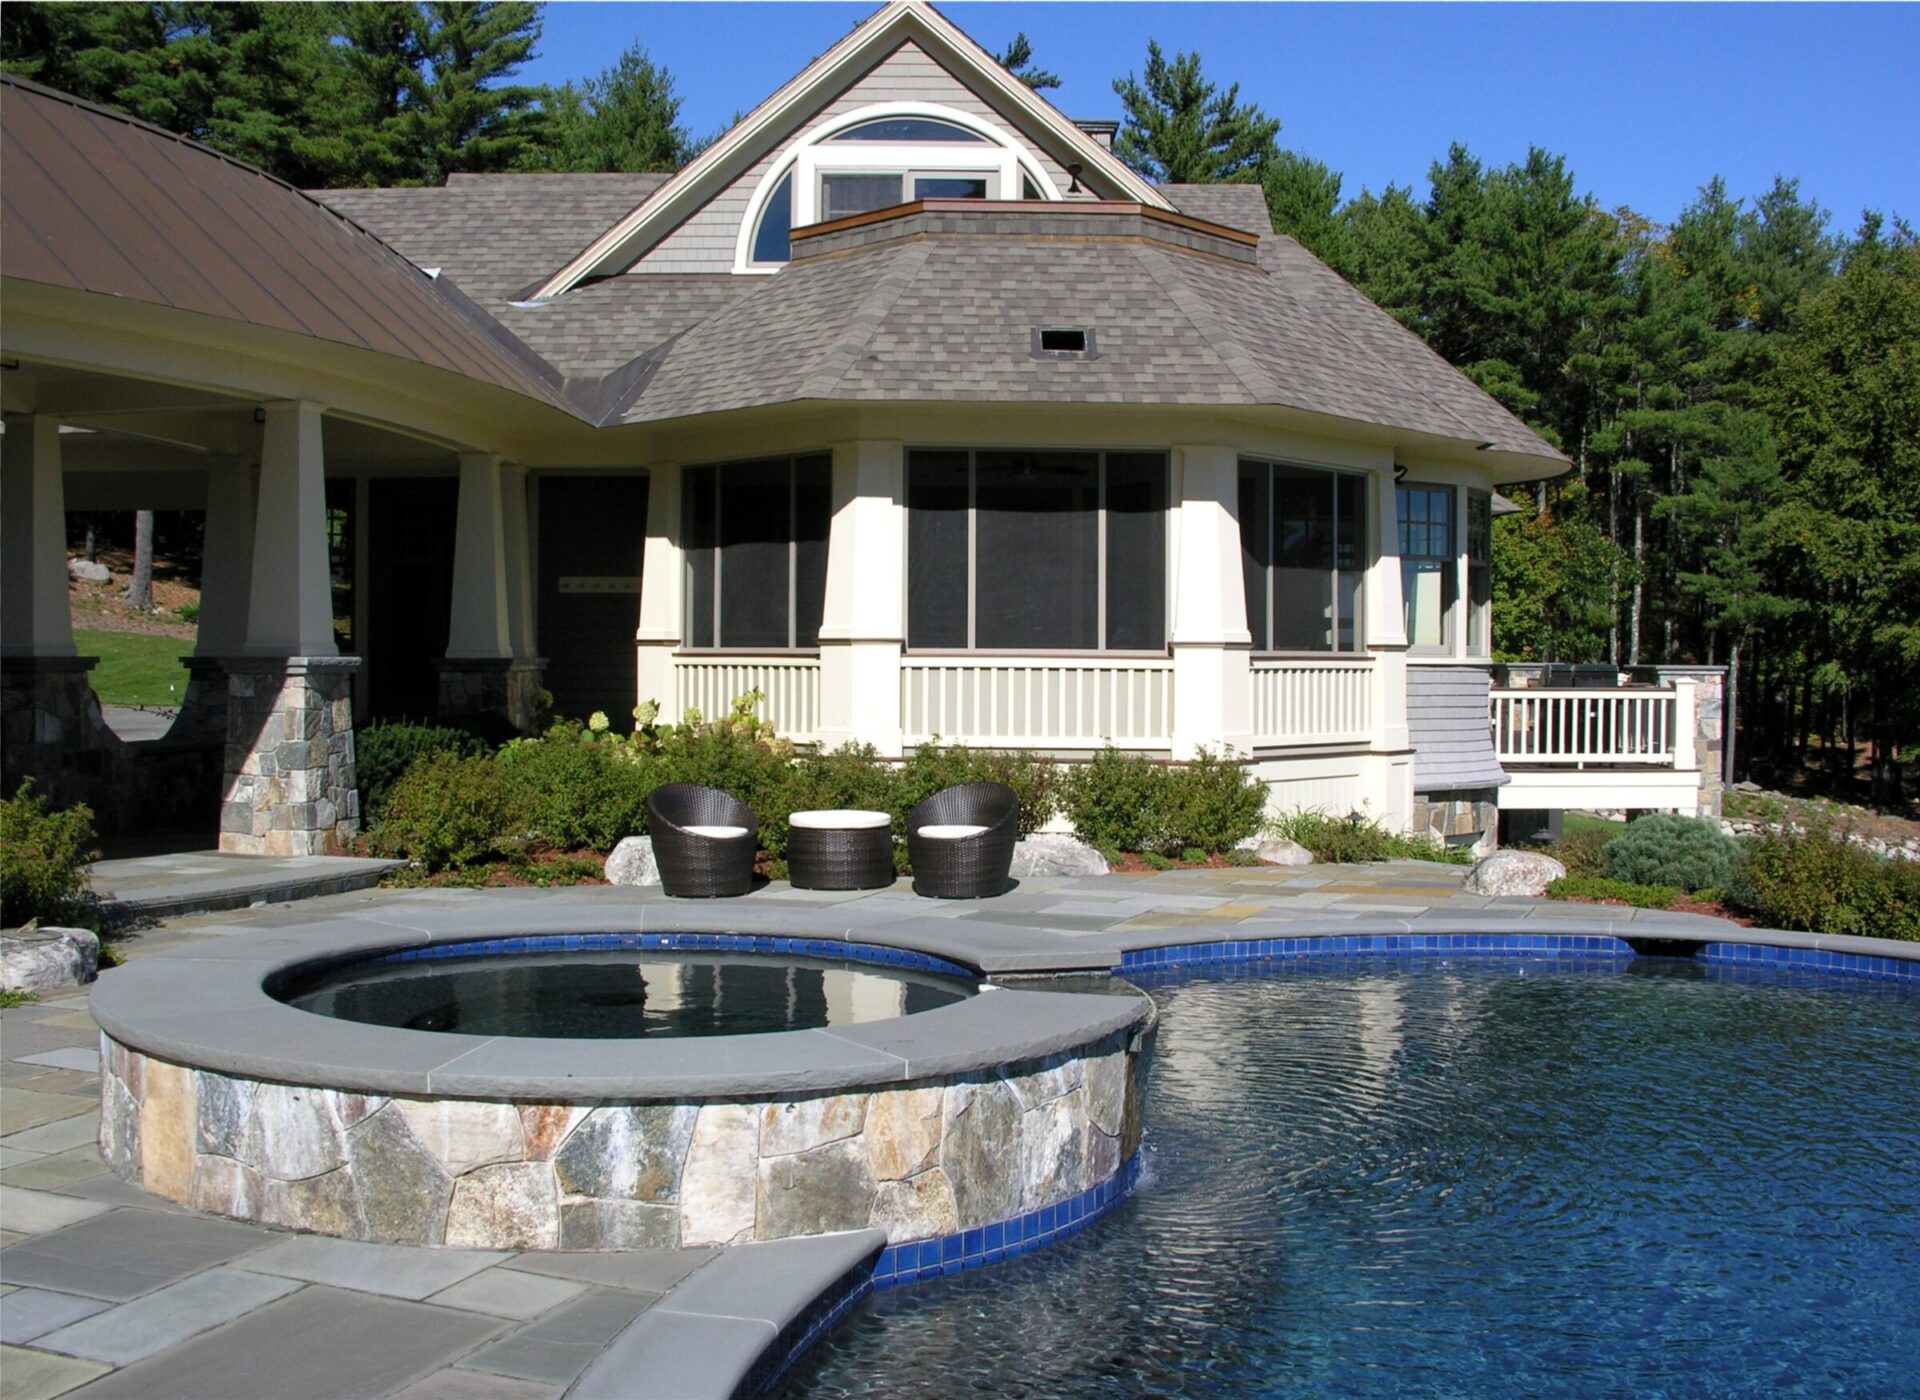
{"left": 519, "top": 3, "right": 1918, "bottom": 233}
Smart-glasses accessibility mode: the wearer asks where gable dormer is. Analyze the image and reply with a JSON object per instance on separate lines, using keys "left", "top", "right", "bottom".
{"left": 531, "top": 2, "right": 1167, "bottom": 296}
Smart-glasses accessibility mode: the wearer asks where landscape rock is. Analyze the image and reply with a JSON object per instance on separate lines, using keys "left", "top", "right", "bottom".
{"left": 603, "top": 836, "right": 659, "bottom": 886}
{"left": 940, "top": 1079, "right": 1022, "bottom": 1228}
{"left": 755, "top": 1138, "right": 876, "bottom": 1239}
{"left": 1, "top": 927, "right": 100, "bottom": 993}
{"left": 394, "top": 1099, "right": 524, "bottom": 1176}
{"left": 239, "top": 1083, "right": 346, "bottom": 1181}
{"left": 1464, "top": 849, "right": 1567, "bottom": 897}
{"left": 679, "top": 1104, "right": 758, "bottom": 1245}
{"left": 869, "top": 1170, "right": 959, "bottom": 1241}
{"left": 865, "top": 1087, "right": 944, "bottom": 1181}
{"left": 445, "top": 1162, "right": 558, "bottom": 1250}
{"left": 67, "top": 558, "right": 111, "bottom": 583}
{"left": 349, "top": 1107, "right": 452, "bottom": 1245}
{"left": 1018, "top": 1093, "right": 1085, "bottom": 1210}
{"left": 1252, "top": 838, "right": 1314, "bottom": 866}
{"left": 554, "top": 1104, "right": 696, "bottom": 1202}
{"left": 760, "top": 1094, "right": 868, "bottom": 1157}
{"left": 1009, "top": 835, "right": 1109, "bottom": 879}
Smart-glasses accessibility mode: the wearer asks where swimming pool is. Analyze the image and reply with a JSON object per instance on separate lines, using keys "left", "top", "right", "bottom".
{"left": 784, "top": 955, "right": 1920, "bottom": 1396}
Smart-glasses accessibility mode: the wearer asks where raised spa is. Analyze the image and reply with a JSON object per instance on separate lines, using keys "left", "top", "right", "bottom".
{"left": 281, "top": 950, "right": 975, "bottom": 1038}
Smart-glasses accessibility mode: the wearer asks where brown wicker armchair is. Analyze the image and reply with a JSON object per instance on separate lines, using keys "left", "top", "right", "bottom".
{"left": 905, "top": 782, "right": 1019, "bottom": 899}
{"left": 645, "top": 783, "right": 759, "bottom": 898}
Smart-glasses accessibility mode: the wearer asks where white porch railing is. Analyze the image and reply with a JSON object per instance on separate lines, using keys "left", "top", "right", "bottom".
{"left": 1491, "top": 687, "right": 1681, "bottom": 766}
{"left": 900, "top": 657, "right": 1173, "bottom": 749}
{"left": 674, "top": 655, "right": 821, "bottom": 743}
{"left": 1250, "top": 658, "right": 1374, "bottom": 747}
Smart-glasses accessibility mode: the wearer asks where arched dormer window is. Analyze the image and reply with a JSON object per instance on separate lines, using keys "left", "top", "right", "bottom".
{"left": 740, "top": 102, "right": 1061, "bottom": 272}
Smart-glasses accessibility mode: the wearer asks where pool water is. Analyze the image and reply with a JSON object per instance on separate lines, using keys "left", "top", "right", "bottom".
{"left": 784, "top": 957, "right": 1920, "bottom": 1397}
{"left": 285, "top": 951, "right": 974, "bottom": 1038}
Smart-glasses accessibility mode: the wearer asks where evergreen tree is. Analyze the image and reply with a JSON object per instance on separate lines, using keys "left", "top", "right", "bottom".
{"left": 1111, "top": 41, "right": 1278, "bottom": 184}
{"left": 1262, "top": 149, "right": 1347, "bottom": 271}
{"left": 1339, "top": 184, "right": 1429, "bottom": 328}
{"left": 531, "top": 44, "right": 688, "bottom": 173}
{"left": 993, "top": 33, "right": 1060, "bottom": 93}
{"left": 406, "top": 2, "right": 545, "bottom": 184}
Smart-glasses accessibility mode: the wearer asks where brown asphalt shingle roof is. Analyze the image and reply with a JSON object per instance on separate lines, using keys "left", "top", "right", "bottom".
{"left": 0, "top": 76, "right": 566, "bottom": 410}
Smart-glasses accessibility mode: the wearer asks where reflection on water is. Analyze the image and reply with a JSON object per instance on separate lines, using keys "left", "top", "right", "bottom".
{"left": 286, "top": 952, "right": 973, "bottom": 1038}
{"left": 785, "top": 958, "right": 1920, "bottom": 1398}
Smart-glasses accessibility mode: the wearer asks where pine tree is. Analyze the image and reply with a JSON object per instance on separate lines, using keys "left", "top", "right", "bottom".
{"left": 531, "top": 45, "right": 689, "bottom": 173}
{"left": 1111, "top": 42, "right": 1278, "bottom": 184}
{"left": 993, "top": 33, "right": 1060, "bottom": 93}
{"left": 1262, "top": 149, "right": 1347, "bottom": 270}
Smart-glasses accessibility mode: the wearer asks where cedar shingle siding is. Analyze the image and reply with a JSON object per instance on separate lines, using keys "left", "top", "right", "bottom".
{"left": 1407, "top": 667, "right": 1510, "bottom": 791}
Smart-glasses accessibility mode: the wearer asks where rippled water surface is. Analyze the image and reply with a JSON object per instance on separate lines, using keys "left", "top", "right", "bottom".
{"left": 785, "top": 958, "right": 1920, "bottom": 1398}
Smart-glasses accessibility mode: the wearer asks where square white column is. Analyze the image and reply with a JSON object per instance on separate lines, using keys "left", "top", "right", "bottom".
{"left": 816, "top": 439, "right": 905, "bottom": 756}
{"left": 635, "top": 463, "right": 683, "bottom": 719}
{"left": 244, "top": 400, "right": 336, "bottom": 657}
{"left": 1, "top": 413, "right": 76, "bottom": 658}
{"left": 447, "top": 451, "right": 511, "bottom": 659}
{"left": 1169, "top": 444, "right": 1253, "bottom": 760}
{"left": 1366, "top": 467, "right": 1412, "bottom": 755}
{"left": 194, "top": 453, "right": 256, "bottom": 656}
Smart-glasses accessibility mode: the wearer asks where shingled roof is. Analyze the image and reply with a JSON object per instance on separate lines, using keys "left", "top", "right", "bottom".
{"left": 0, "top": 76, "right": 567, "bottom": 410}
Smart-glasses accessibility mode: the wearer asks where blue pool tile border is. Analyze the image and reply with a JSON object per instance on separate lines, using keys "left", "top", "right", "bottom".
{"left": 363, "top": 932, "right": 976, "bottom": 983}
{"left": 869, "top": 1152, "right": 1142, "bottom": 1289}
{"left": 1116, "top": 931, "right": 1636, "bottom": 973}
{"left": 1698, "top": 941, "right": 1920, "bottom": 983}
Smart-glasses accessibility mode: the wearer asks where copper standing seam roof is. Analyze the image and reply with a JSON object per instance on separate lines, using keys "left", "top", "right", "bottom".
{"left": 0, "top": 75, "right": 569, "bottom": 412}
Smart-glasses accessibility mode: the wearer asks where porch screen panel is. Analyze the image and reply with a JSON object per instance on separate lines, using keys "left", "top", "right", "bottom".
{"left": 682, "top": 467, "right": 717, "bottom": 649}
{"left": 1272, "top": 465, "right": 1335, "bottom": 651}
{"left": 974, "top": 451, "right": 1098, "bottom": 650}
{"left": 1467, "top": 489, "right": 1491, "bottom": 655}
{"left": 907, "top": 451, "right": 969, "bottom": 648}
{"left": 1336, "top": 473, "right": 1366, "bottom": 651}
{"left": 1239, "top": 461, "right": 1271, "bottom": 650}
{"left": 1105, "top": 453, "right": 1167, "bottom": 650}
{"left": 793, "top": 455, "right": 832, "bottom": 647}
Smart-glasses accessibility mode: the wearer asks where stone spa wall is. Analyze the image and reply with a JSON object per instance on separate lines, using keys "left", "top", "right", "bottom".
{"left": 98, "top": 1031, "right": 1150, "bottom": 1252}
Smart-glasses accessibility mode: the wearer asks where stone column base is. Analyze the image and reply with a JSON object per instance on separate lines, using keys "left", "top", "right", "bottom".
{"left": 220, "top": 656, "right": 361, "bottom": 855}
{"left": 162, "top": 656, "right": 232, "bottom": 744}
{"left": 434, "top": 657, "right": 548, "bottom": 735}
{"left": 0, "top": 655, "right": 121, "bottom": 810}
{"left": 1411, "top": 787, "right": 1501, "bottom": 857}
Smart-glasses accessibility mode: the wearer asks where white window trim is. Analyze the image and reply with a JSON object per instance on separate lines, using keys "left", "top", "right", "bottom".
{"left": 734, "top": 102, "right": 1064, "bottom": 274}
{"left": 1398, "top": 481, "right": 1461, "bottom": 657}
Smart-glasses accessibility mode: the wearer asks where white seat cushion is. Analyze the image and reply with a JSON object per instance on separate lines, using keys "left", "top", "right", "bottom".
{"left": 681, "top": 824, "right": 750, "bottom": 839}
{"left": 916, "top": 823, "right": 989, "bottom": 840}
{"left": 789, "top": 810, "right": 891, "bottom": 830}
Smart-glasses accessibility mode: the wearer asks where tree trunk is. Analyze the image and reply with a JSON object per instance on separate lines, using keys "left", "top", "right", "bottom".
{"left": 1628, "top": 490, "right": 1644, "bottom": 667}
{"left": 124, "top": 510, "right": 154, "bottom": 610}
{"left": 1726, "top": 640, "right": 1740, "bottom": 786}
{"left": 84, "top": 517, "right": 99, "bottom": 564}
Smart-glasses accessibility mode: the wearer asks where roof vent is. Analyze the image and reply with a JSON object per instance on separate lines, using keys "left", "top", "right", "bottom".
{"left": 1032, "top": 327, "right": 1095, "bottom": 359}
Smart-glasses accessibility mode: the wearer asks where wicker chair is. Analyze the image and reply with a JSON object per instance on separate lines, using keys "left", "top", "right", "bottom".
{"left": 645, "top": 783, "right": 759, "bottom": 898}
{"left": 905, "top": 782, "right": 1019, "bottom": 899}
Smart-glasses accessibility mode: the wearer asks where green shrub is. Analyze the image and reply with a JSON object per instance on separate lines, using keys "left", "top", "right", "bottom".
{"left": 650, "top": 709, "right": 796, "bottom": 854}
{"left": 1544, "top": 875, "right": 1680, "bottom": 909}
{"left": 370, "top": 753, "right": 511, "bottom": 871}
{"left": 356, "top": 720, "right": 487, "bottom": 822}
{"left": 1265, "top": 810, "right": 1471, "bottom": 865}
{"left": 1547, "top": 824, "right": 1618, "bottom": 880}
{"left": 0, "top": 781, "right": 97, "bottom": 927}
{"left": 1731, "top": 828, "right": 1920, "bottom": 941}
{"left": 781, "top": 744, "right": 900, "bottom": 858}
{"left": 175, "top": 601, "right": 200, "bottom": 625}
{"left": 496, "top": 726, "right": 655, "bottom": 853}
{"left": 1604, "top": 814, "right": 1740, "bottom": 893}
{"left": 1158, "top": 749, "right": 1266, "bottom": 855}
{"left": 1061, "top": 748, "right": 1173, "bottom": 854}
{"left": 896, "top": 742, "right": 1058, "bottom": 839}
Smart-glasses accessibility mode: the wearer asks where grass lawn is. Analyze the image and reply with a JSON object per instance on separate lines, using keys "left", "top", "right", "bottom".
{"left": 1561, "top": 812, "right": 1625, "bottom": 844}
{"left": 75, "top": 628, "right": 193, "bottom": 706}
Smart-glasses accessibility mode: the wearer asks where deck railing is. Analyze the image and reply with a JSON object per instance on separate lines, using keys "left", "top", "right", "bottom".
{"left": 1249, "top": 658, "right": 1374, "bottom": 747}
{"left": 900, "top": 656, "right": 1173, "bottom": 749}
{"left": 674, "top": 654, "right": 821, "bottom": 743}
{"left": 1491, "top": 685, "right": 1693, "bottom": 767}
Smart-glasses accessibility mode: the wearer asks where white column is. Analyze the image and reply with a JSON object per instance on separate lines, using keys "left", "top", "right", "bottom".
{"left": 1672, "top": 678, "right": 1698, "bottom": 771}
{"left": 244, "top": 400, "right": 335, "bottom": 656}
{"left": 635, "top": 463, "right": 682, "bottom": 717}
{"left": 194, "top": 453, "right": 256, "bottom": 656}
{"left": 500, "top": 463, "right": 535, "bottom": 658}
{"left": 1168, "top": 444, "right": 1253, "bottom": 760}
{"left": 816, "top": 440, "right": 906, "bottom": 755}
{"left": 446, "top": 451, "right": 511, "bottom": 659}
{"left": 1365, "top": 468, "right": 1411, "bottom": 752}
{"left": 0, "top": 413, "right": 75, "bottom": 658}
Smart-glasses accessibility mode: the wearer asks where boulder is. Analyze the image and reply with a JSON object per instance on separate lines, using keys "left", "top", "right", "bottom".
{"left": 0, "top": 926, "right": 100, "bottom": 993}
{"left": 1009, "top": 834, "right": 1109, "bottom": 879}
{"left": 1464, "top": 849, "right": 1566, "bottom": 898}
{"left": 1253, "top": 838, "right": 1313, "bottom": 866}
{"left": 603, "top": 836, "right": 659, "bottom": 886}
{"left": 67, "top": 558, "right": 110, "bottom": 583}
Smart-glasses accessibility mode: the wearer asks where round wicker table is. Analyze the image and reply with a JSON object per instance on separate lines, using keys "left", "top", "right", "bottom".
{"left": 788, "top": 809, "right": 895, "bottom": 890}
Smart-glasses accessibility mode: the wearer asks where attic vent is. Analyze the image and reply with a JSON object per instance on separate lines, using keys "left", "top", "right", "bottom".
{"left": 1032, "top": 327, "right": 1096, "bottom": 359}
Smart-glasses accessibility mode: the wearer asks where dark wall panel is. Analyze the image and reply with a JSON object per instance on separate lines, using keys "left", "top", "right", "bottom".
{"left": 536, "top": 475, "right": 649, "bottom": 724}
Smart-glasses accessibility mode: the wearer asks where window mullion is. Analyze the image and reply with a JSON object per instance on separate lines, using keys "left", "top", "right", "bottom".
{"left": 1097, "top": 454, "right": 1108, "bottom": 652}
{"left": 1265, "top": 464, "right": 1276, "bottom": 653}
{"left": 966, "top": 453, "right": 977, "bottom": 649}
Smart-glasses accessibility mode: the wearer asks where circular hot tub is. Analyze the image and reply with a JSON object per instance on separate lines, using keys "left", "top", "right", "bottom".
{"left": 91, "top": 915, "right": 1154, "bottom": 1254}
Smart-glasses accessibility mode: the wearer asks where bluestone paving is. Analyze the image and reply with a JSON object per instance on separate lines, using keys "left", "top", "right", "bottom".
{"left": 243, "top": 1235, "right": 509, "bottom": 1300}
{"left": 13, "top": 1050, "right": 101, "bottom": 1076}
{"left": 0, "top": 1189, "right": 112, "bottom": 1235}
{"left": 427, "top": 1268, "right": 589, "bottom": 1320}
{"left": 388, "top": 1370, "right": 563, "bottom": 1400}
{"left": 0, "top": 1287, "right": 112, "bottom": 1344}
{"left": 0, "top": 1211, "right": 271, "bottom": 1300}
{"left": 460, "top": 1291, "right": 653, "bottom": 1384}
{"left": 45, "top": 1175, "right": 191, "bottom": 1215}
{"left": 0, "top": 1092, "right": 93, "bottom": 1138}
{"left": 0, "top": 1342, "right": 111, "bottom": 1400}
{"left": 58, "top": 1286, "right": 506, "bottom": 1400}
{"left": 566, "top": 1310, "right": 773, "bottom": 1400}
{"left": 0, "top": 1148, "right": 108, "bottom": 1192}
{"left": 500, "top": 1249, "right": 714, "bottom": 1295}
{"left": 31, "top": 1267, "right": 304, "bottom": 1364}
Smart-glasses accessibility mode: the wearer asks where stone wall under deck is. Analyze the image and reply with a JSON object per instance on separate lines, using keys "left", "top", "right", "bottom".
{"left": 100, "top": 1030, "right": 1150, "bottom": 1252}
